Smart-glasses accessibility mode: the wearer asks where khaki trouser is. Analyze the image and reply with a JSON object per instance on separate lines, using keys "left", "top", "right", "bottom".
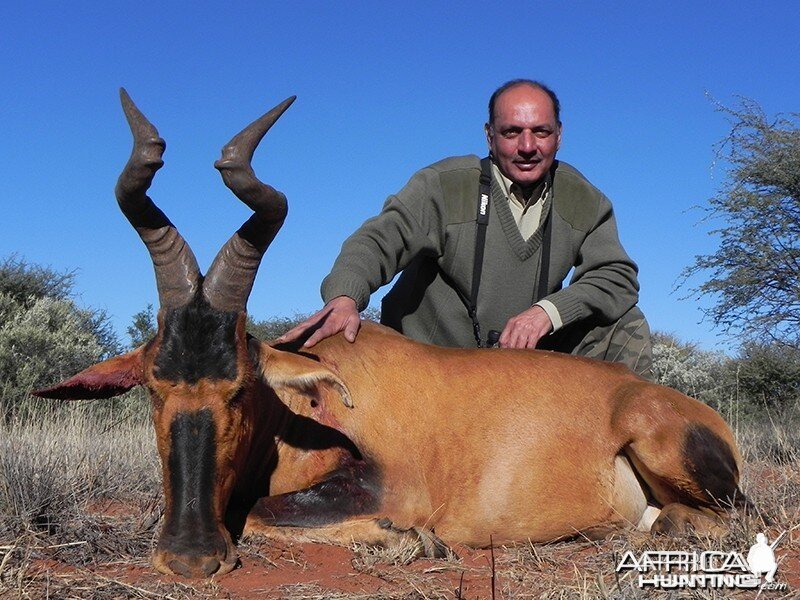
{"left": 538, "top": 306, "right": 653, "bottom": 381}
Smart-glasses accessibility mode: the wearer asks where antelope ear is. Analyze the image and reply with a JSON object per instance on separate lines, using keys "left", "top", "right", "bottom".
{"left": 254, "top": 342, "right": 353, "bottom": 408}
{"left": 32, "top": 347, "right": 146, "bottom": 400}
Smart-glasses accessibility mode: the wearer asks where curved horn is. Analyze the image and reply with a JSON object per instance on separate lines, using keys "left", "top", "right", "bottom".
{"left": 203, "top": 96, "right": 296, "bottom": 312}
{"left": 115, "top": 88, "right": 200, "bottom": 309}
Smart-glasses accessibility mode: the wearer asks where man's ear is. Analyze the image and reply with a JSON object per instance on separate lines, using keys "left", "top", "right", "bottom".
{"left": 484, "top": 122, "right": 493, "bottom": 149}
{"left": 32, "top": 347, "right": 146, "bottom": 400}
{"left": 254, "top": 341, "right": 353, "bottom": 408}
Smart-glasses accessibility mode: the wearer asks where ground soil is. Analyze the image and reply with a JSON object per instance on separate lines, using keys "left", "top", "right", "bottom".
{"left": 20, "top": 530, "right": 800, "bottom": 599}
{"left": 7, "top": 490, "right": 800, "bottom": 599}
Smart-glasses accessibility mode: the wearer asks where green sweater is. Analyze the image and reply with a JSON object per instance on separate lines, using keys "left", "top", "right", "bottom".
{"left": 321, "top": 155, "right": 640, "bottom": 348}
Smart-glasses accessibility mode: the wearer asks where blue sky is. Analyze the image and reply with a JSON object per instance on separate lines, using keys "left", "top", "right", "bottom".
{"left": 3, "top": 1, "right": 799, "bottom": 350}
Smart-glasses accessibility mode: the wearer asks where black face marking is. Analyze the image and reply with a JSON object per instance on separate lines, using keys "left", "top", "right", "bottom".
{"left": 683, "top": 424, "right": 746, "bottom": 508}
{"left": 160, "top": 409, "right": 225, "bottom": 557}
{"left": 155, "top": 293, "right": 239, "bottom": 383}
{"left": 249, "top": 460, "right": 381, "bottom": 527}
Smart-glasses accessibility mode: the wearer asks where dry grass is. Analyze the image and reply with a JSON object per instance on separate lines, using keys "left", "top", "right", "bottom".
{"left": 0, "top": 397, "right": 158, "bottom": 538}
{"left": 1, "top": 400, "right": 798, "bottom": 599}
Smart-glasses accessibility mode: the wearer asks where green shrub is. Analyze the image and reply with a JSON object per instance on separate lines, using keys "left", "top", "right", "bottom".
{"left": 650, "top": 331, "right": 732, "bottom": 409}
{"left": 651, "top": 331, "right": 800, "bottom": 423}
{"left": 736, "top": 341, "right": 800, "bottom": 409}
{"left": 0, "top": 294, "right": 109, "bottom": 416}
{"left": 0, "top": 257, "right": 121, "bottom": 418}
{"left": 0, "top": 255, "right": 74, "bottom": 306}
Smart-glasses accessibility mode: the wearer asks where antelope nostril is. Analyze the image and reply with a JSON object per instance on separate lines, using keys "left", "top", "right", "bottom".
{"left": 167, "top": 558, "right": 194, "bottom": 578}
{"left": 202, "top": 557, "right": 221, "bottom": 576}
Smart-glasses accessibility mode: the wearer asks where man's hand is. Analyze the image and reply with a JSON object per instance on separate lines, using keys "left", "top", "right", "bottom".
{"left": 276, "top": 296, "right": 361, "bottom": 348}
{"left": 499, "top": 305, "right": 553, "bottom": 349}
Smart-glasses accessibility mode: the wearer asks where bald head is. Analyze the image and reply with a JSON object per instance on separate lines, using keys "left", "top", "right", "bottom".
{"left": 488, "top": 79, "right": 561, "bottom": 127}
{"left": 485, "top": 82, "right": 562, "bottom": 189}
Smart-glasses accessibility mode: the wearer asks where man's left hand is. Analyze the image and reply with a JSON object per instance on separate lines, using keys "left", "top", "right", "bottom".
{"left": 499, "top": 305, "right": 553, "bottom": 349}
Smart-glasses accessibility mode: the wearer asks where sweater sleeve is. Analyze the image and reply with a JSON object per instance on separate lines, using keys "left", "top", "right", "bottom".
{"left": 541, "top": 195, "right": 639, "bottom": 328}
{"left": 320, "top": 167, "right": 447, "bottom": 311}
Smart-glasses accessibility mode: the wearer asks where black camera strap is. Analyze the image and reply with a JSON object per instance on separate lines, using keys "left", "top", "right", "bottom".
{"left": 537, "top": 188, "right": 553, "bottom": 302}
{"left": 462, "top": 157, "right": 493, "bottom": 347}
{"left": 460, "top": 157, "right": 553, "bottom": 347}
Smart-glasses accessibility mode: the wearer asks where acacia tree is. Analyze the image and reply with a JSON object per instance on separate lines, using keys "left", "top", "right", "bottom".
{"left": 683, "top": 99, "right": 800, "bottom": 348}
{"left": 127, "top": 303, "right": 156, "bottom": 348}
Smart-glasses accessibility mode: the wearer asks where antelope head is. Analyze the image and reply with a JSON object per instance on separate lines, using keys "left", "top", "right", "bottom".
{"left": 34, "top": 90, "right": 304, "bottom": 577}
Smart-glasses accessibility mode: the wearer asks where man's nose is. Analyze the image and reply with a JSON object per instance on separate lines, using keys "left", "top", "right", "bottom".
{"left": 517, "top": 130, "right": 536, "bottom": 155}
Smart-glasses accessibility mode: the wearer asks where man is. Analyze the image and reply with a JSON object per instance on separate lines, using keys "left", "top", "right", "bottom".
{"left": 279, "top": 80, "right": 652, "bottom": 378}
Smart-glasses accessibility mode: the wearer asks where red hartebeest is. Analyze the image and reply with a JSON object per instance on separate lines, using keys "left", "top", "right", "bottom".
{"left": 35, "top": 91, "right": 751, "bottom": 579}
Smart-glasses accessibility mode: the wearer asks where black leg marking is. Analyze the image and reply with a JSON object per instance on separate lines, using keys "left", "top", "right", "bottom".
{"left": 683, "top": 424, "right": 747, "bottom": 508}
{"left": 250, "top": 461, "right": 381, "bottom": 527}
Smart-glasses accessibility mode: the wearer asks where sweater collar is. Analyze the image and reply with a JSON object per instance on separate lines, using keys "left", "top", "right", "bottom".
{"left": 490, "top": 174, "right": 553, "bottom": 262}
{"left": 490, "top": 160, "right": 551, "bottom": 210}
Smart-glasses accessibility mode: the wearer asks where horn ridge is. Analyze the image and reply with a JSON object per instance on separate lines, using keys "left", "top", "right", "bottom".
{"left": 214, "top": 96, "right": 295, "bottom": 228}
{"left": 204, "top": 96, "right": 296, "bottom": 312}
{"left": 115, "top": 88, "right": 201, "bottom": 309}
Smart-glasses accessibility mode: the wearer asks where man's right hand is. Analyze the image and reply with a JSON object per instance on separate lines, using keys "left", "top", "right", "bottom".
{"left": 275, "top": 296, "right": 361, "bottom": 348}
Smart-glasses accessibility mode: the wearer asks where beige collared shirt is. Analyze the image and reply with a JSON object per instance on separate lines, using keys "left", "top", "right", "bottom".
{"left": 491, "top": 163, "right": 563, "bottom": 331}
{"left": 491, "top": 163, "right": 550, "bottom": 240}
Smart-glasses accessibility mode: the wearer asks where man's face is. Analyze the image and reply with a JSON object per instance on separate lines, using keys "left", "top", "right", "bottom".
{"left": 485, "top": 85, "right": 562, "bottom": 189}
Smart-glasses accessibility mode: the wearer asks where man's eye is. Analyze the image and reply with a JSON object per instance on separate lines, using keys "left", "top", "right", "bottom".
{"left": 535, "top": 130, "right": 553, "bottom": 138}
{"left": 502, "top": 130, "right": 519, "bottom": 138}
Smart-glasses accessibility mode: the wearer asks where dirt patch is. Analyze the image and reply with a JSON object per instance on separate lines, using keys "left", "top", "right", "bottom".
{"left": 218, "top": 542, "right": 390, "bottom": 597}
{"left": 77, "top": 541, "right": 495, "bottom": 599}
{"left": 5, "top": 481, "right": 799, "bottom": 600}
{"left": 15, "top": 534, "right": 800, "bottom": 599}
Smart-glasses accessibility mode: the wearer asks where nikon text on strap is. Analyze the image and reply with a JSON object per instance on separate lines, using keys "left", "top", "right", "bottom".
{"left": 464, "top": 157, "right": 493, "bottom": 346}
{"left": 461, "top": 157, "right": 553, "bottom": 347}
